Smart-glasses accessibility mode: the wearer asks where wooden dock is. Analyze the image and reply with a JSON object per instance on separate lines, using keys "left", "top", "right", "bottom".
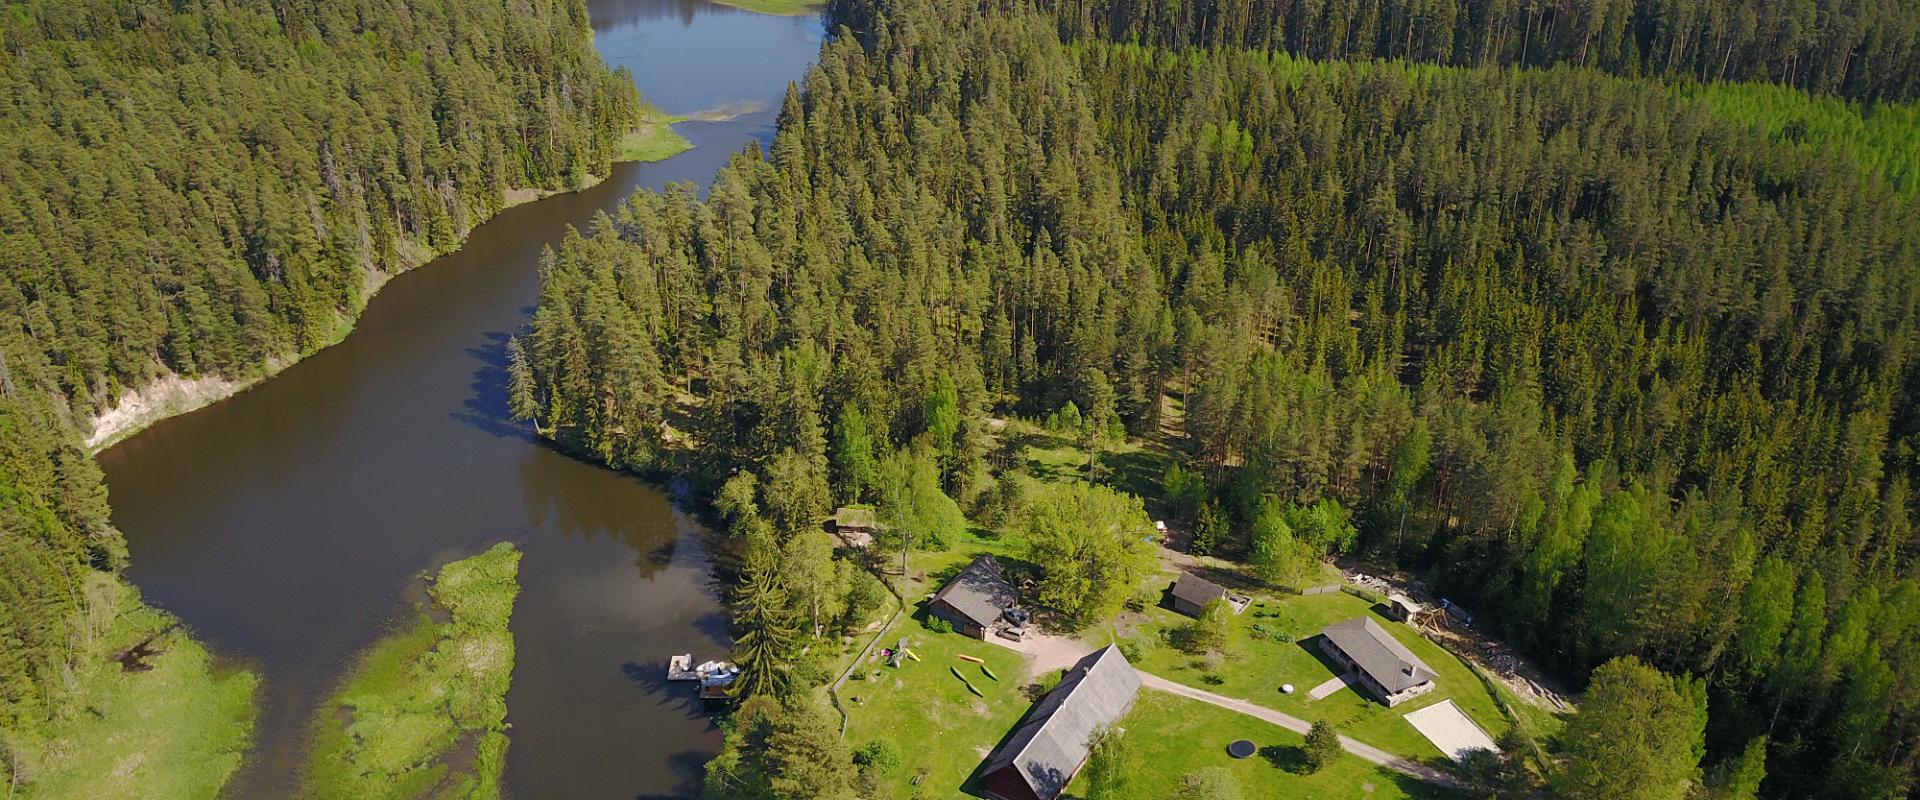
{"left": 667, "top": 653, "right": 696, "bottom": 681}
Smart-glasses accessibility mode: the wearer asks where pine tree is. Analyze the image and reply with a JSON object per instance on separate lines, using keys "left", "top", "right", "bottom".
{"left": 506, "top": 335, "right": 540, "bottom": 426}
{"left": 732, "top": 537, "right": 801, "bottom": 700}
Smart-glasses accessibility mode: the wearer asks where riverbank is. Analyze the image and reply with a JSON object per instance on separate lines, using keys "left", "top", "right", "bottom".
{"left": 9, "top": 576, "right": 257, "bottom": 800}
{"left": 303, "top": 542, "right": 522, "bottom": 799}
{"left": 84, "top": 119, "right": 685, "bottom": 453}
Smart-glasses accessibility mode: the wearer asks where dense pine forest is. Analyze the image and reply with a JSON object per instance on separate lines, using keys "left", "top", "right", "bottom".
{"left": 516, "top": 0, "right": 1920, "bottom": 795}
{"left": 1051, "top": 0, "right": 1920, "bottom": 103}
{"left": 0, "top": 0, "right": 638, "bottom": 416}
{"left": 0, "top": 0, "right": 639, "bottom": 792}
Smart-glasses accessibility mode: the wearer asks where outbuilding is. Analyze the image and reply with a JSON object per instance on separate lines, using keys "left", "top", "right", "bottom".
{"left": 828, "top": 506, "right": 881, "bottom": 549}
{"left": 1166, "top": 572, "right": 1250, "bottom": 618}
{"left": 927, "top": 555, "right": 1019, "bottom": 639}
{"left": 1387, "top": 593, "right": 1424, "bottom": 623}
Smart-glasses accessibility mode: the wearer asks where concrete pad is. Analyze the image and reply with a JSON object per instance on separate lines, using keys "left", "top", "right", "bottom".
{"left": 1403, "top": 699, "right": 1499, "bottom": 762}
{"left": 1307, "top": 672, "right": 1354, "bottom": 700}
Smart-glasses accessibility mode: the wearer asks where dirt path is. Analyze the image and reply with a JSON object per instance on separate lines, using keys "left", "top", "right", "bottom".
{"left": 986, "top": 631, "right": 1457, "bottom": 788}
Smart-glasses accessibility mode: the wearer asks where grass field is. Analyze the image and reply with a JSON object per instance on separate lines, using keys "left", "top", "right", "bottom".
{"left": 1118, "top": 588, "right": 1509, "bottom": 764}
{"left": 707, "top": 0, "right": 821, "bottom": 15}
{"left": 616, "top": 107, "right": 691, "bottom": 163}
{"left": 1069, "top": 691, "right": 1462, "bottom": 799}
{"left": 839, "top": 622, "right": 1034, "bottom": 798}
{"left": 303, "top": 542, "right": 521, "bottom": 800}
{"left": 12, "top": 576, "right": 257, "bottom": 800}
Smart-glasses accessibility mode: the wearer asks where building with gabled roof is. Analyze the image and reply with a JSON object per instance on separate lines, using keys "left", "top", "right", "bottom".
{"left": 1318, "top": 616, "right": 1437, "bottom": 707}
{"left": 980, "top": 645, "right": 1141, "bottom": 800}
{"left": 1167, "top": 572, "right": 1251, "bottom": 617}
{"left": 927, "top": 555, "right": 1018, "bottom": 638}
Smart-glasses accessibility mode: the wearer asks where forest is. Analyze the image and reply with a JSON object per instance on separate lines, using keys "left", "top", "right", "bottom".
{"left": 514, "top": 0, "right": 1920, "bottom": 796}
{"left": 1049, "top": 0, "right": 1920, "bottom": 103}
{"left": 0, "top": 0, "right": 639, "bottom": 791}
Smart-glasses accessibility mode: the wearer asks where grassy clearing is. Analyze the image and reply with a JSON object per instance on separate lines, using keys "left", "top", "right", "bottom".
{"left": 303, "top": 542, "right": 521, "bottom": 800}
{"left": 616, "top": 107, "right": 691, "bottom": 163}
{"left": 1070, "top": 691, "right": 1461, "bottom": 799}
{"left": 13, "top": 576, "right": 257, "bottom": 800}
{"left": 706, "top": 0, "right": 821, "bottom": 15}
{"left": 1116, "top": 587, "right": 1509, "bottom": 763}
{"left": 839, "top": 622, "right": 1033, "bottom": 797}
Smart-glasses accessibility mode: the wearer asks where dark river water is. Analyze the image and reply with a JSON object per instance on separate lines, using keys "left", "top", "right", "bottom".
{"left": 95, "top": 2, "right": 823, "bottom": 797}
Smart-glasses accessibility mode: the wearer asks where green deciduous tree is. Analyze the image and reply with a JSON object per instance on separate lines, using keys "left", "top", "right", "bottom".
{"left": 1183, "top": 598, "right": 1238, "bottom": 655}
{"left": 1174, "top": 767, "right": 1242, "bottom": 800}
{"left": 1552, "top": 657, "right": 1707, "bottom": 800}
{"left": 1023, "top": 483, "right": 1158, "bottom": 625}
{"left": 832, "top": 403, "right": 878, "bottom": 503}
{"left": 1082, "top": 727, "right": 1136, "bottom": 800}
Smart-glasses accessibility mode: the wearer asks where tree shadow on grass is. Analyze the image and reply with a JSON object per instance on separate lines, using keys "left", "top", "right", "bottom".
{"left": 1260, "top": 743, "right": 1313, "bottom": 774}
{"left": 1097, "top": 448, "right": 1168, "bottom": 508}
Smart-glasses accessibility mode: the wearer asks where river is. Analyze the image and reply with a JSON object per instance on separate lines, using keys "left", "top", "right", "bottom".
{"left": 93, "top": 2, "right": 824, "bottom": 797}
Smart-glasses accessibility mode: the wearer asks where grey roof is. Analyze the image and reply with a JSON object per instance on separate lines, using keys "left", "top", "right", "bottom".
{"left": 1321, "top": 617, "right": 1436, "bottom": 693}
{"left": 984, "top": 645, "right": 1141, "bottom": 800}
{"left": 1170, "top": 573, "right": 1228, "bottom": 607}
{"left": 931, "top": 555, "right": 1018, "bottom": 628}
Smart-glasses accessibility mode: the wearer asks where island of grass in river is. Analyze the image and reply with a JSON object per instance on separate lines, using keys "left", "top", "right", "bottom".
{"left": 707, "top": 0, "right": 820, "bottom": 15}
{"left": 304, "top": 542, "right": 522, "bottom": 800}
{"left": 618, "top": 106, "right": 693, "bottom": 163}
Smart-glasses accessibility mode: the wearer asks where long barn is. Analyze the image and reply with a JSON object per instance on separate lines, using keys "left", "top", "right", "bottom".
{"left": 980, "top": 645, "right": 1141, "bottom": 800}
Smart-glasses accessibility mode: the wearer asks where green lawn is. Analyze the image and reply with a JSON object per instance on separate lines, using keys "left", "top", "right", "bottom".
{"left": 303, "top": 542, "right": 521, "bottom": 800}
{"left": 706, "top": 0, "right": 821, "bottom": 15}
{"left": 14, "top": 576, "right": 257, "bottom": 800}
{"left": 1119, "top": 587, "right": 1509, "bottom": 764}
{"left": 839, "top": 622, "right": 1034, "bottom": 798}
{"left": 1069, "top": 691, "right": 1461, "bottom": 799}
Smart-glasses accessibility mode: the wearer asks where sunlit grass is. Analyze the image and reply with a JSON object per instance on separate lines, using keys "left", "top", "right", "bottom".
{"left": 1116, "top": 589, "right": 1509, "bottom": 763}
{"left": 303, "top": 542, "right": 521, "bottom": 800}
{"left": 617, "top": 108, "right": 692, "bottom": 163}
{"left": 840, "top": 623, "right": 1033, "bottom": 796}
{"left": 1070, "top": 691, "right": 1464, "bottom": 799}
{"left": 13, "top": 576, "right": 257, "bottom": 800}
{"left": 706, "top": 0, "right": 821, "bottom": 16}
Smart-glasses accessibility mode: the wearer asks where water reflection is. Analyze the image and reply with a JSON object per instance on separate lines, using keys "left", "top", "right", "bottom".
{"left": 97, "top": 0, "right": 822, "bottom": 797}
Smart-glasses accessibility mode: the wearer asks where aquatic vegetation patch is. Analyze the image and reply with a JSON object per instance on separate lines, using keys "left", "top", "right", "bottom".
{"left": 617, "top": 107, "right": 693, "bottom": 163}
{"left": 303, "top": 542, "right": 522, "bottom": 800}
{"left": 8, "top": 576, "right": 257, "bottom": 800}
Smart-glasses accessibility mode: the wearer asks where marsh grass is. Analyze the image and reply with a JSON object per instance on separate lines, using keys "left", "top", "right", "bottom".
{"left": 10, "top": 576, "right": 257, "bottom": 800}
{"left": 302, "top": 542, "right": 521, "bottom": 800}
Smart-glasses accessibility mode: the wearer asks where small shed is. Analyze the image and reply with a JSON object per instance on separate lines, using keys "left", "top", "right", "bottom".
{"left": 829, "top": 506, "right": 881, "bottom": 548}
{"left": 928, "top": 555, "right": 1019, "bottom": 639}
{"left": 1387, "top": 593, "right": 1424, "bottom": 623}
{"left": 1167, "top": 573, "right": 1250, "bottom": 618}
